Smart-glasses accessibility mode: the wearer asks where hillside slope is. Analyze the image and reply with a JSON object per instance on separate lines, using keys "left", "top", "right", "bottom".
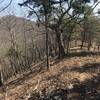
{"left": 0, "top": 15, "right": 45, "bottom": 56}
{"left": 0, "top": 53, "right": 100, "bottom": 100}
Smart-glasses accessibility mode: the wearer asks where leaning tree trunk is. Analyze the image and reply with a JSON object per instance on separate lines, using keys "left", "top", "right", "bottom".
{"left": 56, "top": 32, "right": 65, "bottom": 59}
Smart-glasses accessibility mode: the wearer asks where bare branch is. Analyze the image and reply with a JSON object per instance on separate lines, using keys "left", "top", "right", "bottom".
{"left": 0, "top": 0, "right": 5, "bottom": 4}
{"left": 0, "top": 0, "right": 13, "bottom": 13}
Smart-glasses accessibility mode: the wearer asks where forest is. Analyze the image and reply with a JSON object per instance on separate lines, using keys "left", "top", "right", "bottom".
{"left": 0, "top": 0, "right": 100, "bottom": 100}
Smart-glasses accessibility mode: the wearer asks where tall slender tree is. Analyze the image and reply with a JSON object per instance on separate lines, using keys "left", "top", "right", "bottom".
{"left": 18, "top": 0, "right": 99, "bottom": 65}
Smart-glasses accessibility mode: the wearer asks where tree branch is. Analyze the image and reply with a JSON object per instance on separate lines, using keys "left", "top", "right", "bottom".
{"left": 0, "top": 0, "right": 13, "bottom": 13}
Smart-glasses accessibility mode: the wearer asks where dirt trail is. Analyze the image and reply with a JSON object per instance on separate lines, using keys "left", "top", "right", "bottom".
{"left": 0, "top": 54, "right": 100, "bottom": 100}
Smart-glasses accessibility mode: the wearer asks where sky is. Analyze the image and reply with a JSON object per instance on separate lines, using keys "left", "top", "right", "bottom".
{"left": 0, "top": 0, "right": 100, "bottom": 18}
{"left": 0, "top": 0, "right": 27, "bottom": 17}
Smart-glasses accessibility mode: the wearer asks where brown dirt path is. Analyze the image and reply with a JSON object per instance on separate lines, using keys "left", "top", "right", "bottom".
{"left": 0, "top": 54, "right": 100, "bottom": 100}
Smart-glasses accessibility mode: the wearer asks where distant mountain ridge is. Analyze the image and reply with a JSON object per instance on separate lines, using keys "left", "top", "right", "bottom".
{"left": 0, "top": 15, "right": 45, "bottom": 56}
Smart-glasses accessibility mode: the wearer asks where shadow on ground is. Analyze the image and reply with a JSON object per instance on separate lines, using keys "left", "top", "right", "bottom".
{"left": 2, "top": 51, "right": 100, "bottom": 100}
{"left": 28, "top": 73, "right": 100, "bottom": 100}
{"left": 6, "top": 51, "right": 100, "bottom": 87}
{"left": 28, "top": 62, "right": 100, "bottom": 100}
{"left": 51, "top": 51, "right": 100, "bottom": 66}
{"left": 67, "top": 51, "right": 100, "bottom": 57}
{"left": 70, "top": 62, "right": 100, "bottom": 73}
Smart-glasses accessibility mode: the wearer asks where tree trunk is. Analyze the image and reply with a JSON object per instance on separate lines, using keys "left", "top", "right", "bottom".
{"left": 66, "top": 35, "right": 71, "bottom": 55}
{"left": 44, "top": 4, "right": 49, "bottom": 69}
{"left": 81, "top": 40, "right": 84, "bottom": 50}
{"left": 98, "top": 45, "right": 100, "bottom": 51}
{"left": 66, "top": 42, "right": 69, "bottom": 55}
{"left": 0, "top": 71, "right": 3, "bottom": 87}
{"left": 56, "top": 32, "right": 65, "bottom": 59}
{"left": 81, "top": 31, "right": 86, "bottom": 50}
{"left": 87, "top": 41, "right": 92, "bottom": 51}
{"left": 75, "top": 39, "right": 78, "bottom": 47}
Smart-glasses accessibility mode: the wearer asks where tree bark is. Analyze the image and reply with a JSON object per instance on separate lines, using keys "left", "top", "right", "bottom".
{"left": 0, "top": 71, "right": 3, "bottom": 87}
{"left": 56, "top": 32, "right": 65, "bottom": 59}
{"left": 81, "top": 40, "right": 84, "bottom": 50}
{"left": 44, "top": 4, "right": 49, "bottom": 69}
{"left": 87, "top": 41, "right": 92, "bottom": 51}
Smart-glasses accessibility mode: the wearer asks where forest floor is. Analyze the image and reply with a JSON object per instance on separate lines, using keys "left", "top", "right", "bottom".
{"left": 0, "top": 51, "right": 100, "bottom": 100}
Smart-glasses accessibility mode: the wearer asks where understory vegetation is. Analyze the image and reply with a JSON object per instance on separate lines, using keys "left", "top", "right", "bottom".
{"left": 0, "top": 0, "right": 100, "bottom": 100}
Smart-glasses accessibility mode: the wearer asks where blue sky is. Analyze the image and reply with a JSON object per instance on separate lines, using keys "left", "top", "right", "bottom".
{"left": 0, "top": 0, "right": 100, "bottom": 17}
{"left": 0, "top": 0, "right": 26, "bottom": 17}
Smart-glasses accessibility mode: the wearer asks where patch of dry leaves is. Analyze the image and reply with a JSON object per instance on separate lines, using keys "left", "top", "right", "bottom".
{"left": 0, "top": 55, "right": 100, "bottom": 100}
